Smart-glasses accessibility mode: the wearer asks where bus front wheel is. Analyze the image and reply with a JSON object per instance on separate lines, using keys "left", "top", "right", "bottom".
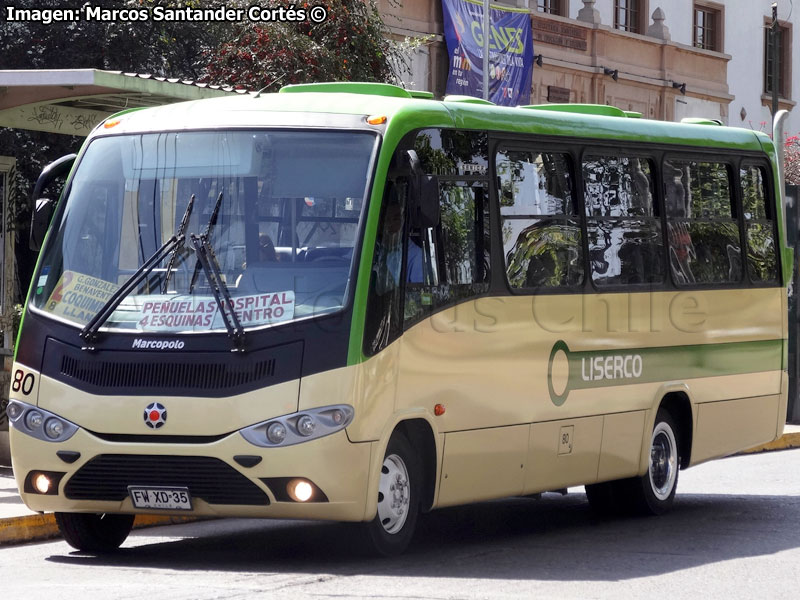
{"left": 55, "top": 512, "right": 134, "bottom": 552}
{"left": 361, "top": 432, "right": 420, "bottom": 556}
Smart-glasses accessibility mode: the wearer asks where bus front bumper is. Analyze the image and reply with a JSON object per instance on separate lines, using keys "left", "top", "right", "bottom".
{"left": 9, "top": 425, "right": 374, "bottom": 522}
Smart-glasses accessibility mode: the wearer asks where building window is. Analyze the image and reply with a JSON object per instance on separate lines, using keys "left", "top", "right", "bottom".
{"left": 694, "top": 4, "right": 722, "bottom": 51}
{"left": 764, "top": 23, "right": 791, "bottom": 98}
{"left": 537, "top": 0, "right": 564, "bottom": 15}
{"left": 614, "top": 0, "right": 644, "bottom": 34}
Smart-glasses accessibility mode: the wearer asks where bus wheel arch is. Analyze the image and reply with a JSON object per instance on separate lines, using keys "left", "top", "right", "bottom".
{"left": 393, "top": 419, "right": 437, "bottom": 513}
{"left": 658, "top": 391, "right": 694, "bottom": 469}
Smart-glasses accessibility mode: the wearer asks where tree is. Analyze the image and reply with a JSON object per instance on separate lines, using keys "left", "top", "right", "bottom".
{"left": 0, "top": 0, "right": 234, "bottom": 298}
{"left": 202, "top": 0, "right": 402, "bottom": 91}
{"left": 786, "top": 135, "right": 800, "bottom": 185}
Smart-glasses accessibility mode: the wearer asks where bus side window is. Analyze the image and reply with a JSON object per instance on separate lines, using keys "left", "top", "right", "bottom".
{"left": 583, "top": 155, "right": 663, "bottom": 287}
{"left": 364, "top": 182, "right": 408, "bottom": 355}
{"left": 664, "top": 159, "right": 741, "bottom": 285}
{"left": 403, "top": 128, "right": 490, "bottom": 327}
{"left": 497, "top": 148, "right": 583, "bottom": 290}
{"left": 740, "top": 165, "right": 778, "bottom": 284}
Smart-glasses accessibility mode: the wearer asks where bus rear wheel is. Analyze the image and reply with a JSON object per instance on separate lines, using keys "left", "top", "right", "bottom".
{"left": 55, "top": 512, "right": 134, "bottom": 552}
{"left": 360, "top": 432, "right": 420, "bottom": 556}
{"left": 628, "top": 409, "right": 681, "bottom": 515}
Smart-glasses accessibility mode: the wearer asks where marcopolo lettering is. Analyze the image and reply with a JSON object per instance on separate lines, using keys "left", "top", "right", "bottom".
{"left": 132, "top": 338, "right": 185, "bottom": 350}
{"left": 581, "top": 354, "right": 643, "bottom": 382}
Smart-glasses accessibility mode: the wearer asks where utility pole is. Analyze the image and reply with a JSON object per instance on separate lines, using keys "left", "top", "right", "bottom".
{"left": 771, "top": 3, "right": 779, "bottom": 118}
{"left": 483, "top": 0, "right": 490, "bottom": 101}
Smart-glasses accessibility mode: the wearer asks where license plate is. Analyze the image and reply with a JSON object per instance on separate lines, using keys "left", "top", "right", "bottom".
{"left": 128, "top": 486, "right": 192, "bottom": 510}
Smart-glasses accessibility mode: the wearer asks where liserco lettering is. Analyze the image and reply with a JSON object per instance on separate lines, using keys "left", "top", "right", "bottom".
{"left": 580, "top": 354, "right": 643, "bottom": 382}
{"left": 132, "top": 338, "right": 185, "bottom": 350}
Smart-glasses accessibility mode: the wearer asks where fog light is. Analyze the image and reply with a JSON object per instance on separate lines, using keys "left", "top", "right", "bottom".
{"left": 25, "top": 410, "right": 44, "bottom": 430}
{"left": 7, "top": 402, "right": 22, "bottom": 420}
{"left": 296, "top": 415, "right": 315, "bottom": 437}
{"left": 44, "top": 418, "right": 65, "bottom": 440}
{"left": 288, "top": 479, "right": 314, "bottom": 502}
{"left": 266, "top": 422, "right": 286, "bottom": 445}
{"left": 33, "top": 473, "right": 52, "bottom": 494}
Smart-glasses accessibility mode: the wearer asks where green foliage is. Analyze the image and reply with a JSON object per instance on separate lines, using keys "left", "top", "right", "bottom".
{"left": 202, "top": 0, "right": 402, "bottom": 91}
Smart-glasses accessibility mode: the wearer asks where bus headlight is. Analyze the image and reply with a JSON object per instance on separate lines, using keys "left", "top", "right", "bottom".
{"left": 25, "top": 410, "right": 44, "bottom": 430}
{"left": 240, "top": 404, "right": 354, "bottom": 448}
{"left": 44, "top": 418, "right": 65, "bottom": 440}
{"left": 8, "top": 400, "right": 79, "bottom": 443}
{"left": 266, "top": 422, "right": 287, "bottom": 445}
{"left": 296, "top": 415, "right": 315, "bottom": 437}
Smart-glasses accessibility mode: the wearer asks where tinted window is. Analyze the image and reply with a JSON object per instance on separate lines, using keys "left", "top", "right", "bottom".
{"left": 404, "top": 129, "right": 490, "bottom": 326}
{"left": 664, "top": 160, "right": 742, "bottom": 285}
{"left": 583, "top": 156, "right": 663, "bottom": 286}
{"left": 415, "top": 129, "right": 488, "bottom": 177}
{"left": 364, "top": 182, "right": 409, "bottom": 355}
{"left": 497, "top": 149, "right": 583, "bottom": 289}
{"left": 741, "top": 165, "right": 777, "bottom": 283}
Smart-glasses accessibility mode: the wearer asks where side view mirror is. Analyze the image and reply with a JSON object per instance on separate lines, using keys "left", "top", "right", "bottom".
{"left": 29, "top": 153, "right": 76, "bottom": 251}
{"left": 401, "top": 150, "right": 440, "bottom": 230}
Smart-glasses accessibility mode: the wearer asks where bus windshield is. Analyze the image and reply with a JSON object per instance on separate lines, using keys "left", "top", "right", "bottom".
{"left": 31, "top": 129, "right": 377, "bottom": 334}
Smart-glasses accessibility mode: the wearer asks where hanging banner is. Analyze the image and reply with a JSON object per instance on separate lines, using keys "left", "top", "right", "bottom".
{"left": 442, "top": 0, "right": 534, "bottom": 106}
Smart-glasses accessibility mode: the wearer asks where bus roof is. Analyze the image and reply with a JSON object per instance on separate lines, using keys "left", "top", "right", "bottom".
{"left": 100, "top": 81, "right": 770, "bottom": 154}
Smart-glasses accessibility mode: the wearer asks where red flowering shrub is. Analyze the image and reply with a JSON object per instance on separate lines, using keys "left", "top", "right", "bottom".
{"left": 202, "top": 0, "right": 400, "bottom": 91}
{"left": 786, "top": 135, "right": 800, "bottom": 184}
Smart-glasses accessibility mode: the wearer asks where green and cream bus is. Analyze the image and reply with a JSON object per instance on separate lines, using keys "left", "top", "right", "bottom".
{"left": 7, "top": 82, "right": 791, "bottom": 555}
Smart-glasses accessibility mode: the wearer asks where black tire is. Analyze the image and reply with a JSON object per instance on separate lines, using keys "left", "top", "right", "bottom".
{"left": 626, "top": 408, "right": 681, "bottom": 516}
{"left": 55, "top": 512, "right": 134, "bottom": 552}
{"left": 360, "top": 432, "right": 420, "bottom": 557}
{"left": 585, "top": 480, "right": 622, "bottom": 517}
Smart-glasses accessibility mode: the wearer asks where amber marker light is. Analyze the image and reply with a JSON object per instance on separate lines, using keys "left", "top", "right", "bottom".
{"left": 103, "top": 119, "right": 121, "bottom": 129}
{"left": 367, "top": 115, "right": 387, "bottom": 125}
{"left": 434, "top": 404, "right": 446, "bottom": 416}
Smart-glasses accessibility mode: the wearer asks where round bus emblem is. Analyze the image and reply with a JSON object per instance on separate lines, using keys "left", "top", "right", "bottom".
{"left": 144, "top": 402, "right": 167, "bottom": 429}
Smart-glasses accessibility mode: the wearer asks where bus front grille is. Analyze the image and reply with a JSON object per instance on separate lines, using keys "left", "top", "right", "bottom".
{"left": 41, "top": 337, "right": 303, "bottom": 398}
{"left": 64, "top": 455, "right": 269, "bottom": 506}
{"left": 60, "top": 355, "right": 275, "bottom": 391}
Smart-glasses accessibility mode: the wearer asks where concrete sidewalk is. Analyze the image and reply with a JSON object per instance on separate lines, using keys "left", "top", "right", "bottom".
{"left": 1, "top": 425, "right": 799, "bottom": 547}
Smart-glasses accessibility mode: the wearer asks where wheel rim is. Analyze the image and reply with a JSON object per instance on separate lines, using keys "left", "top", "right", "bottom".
{"left": 377, "top": 453, "right": 410, "bottom": 534}
{"left": 649, "top": 422, "right": 678, "bottom": 501}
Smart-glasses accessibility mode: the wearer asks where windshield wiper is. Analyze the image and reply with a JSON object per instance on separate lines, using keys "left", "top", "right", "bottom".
{"left": 80, "top": 196, "right": 195, "bottom": 345}
{"left": 189, "top": 191, "right": 224, "bottom": 293}
{"left": 186, "top": 191, "right": 245, "bottom": 351}
{"left": 162, "top": 194, "right": 195, "bottom": 293}
{"left": 189, "top": 232, "right": 245, "bottom": 352}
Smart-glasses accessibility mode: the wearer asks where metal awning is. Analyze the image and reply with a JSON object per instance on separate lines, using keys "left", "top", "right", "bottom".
{"left": 0, "top": 69, "right": 244, "bottom": 136}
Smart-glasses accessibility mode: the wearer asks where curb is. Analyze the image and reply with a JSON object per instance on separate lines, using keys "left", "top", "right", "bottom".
{"left": 0, "top": 512, "right": 200, "bottom": 547}
{"left": 740, "top": 430, "right": 800, "bottom": 454}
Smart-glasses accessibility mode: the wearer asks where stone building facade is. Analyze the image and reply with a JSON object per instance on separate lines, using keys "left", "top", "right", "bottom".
{"left": 381, "top": 0, "right": 797, "bottom": 134}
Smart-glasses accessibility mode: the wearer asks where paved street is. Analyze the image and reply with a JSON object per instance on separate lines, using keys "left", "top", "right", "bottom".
{"left": 1, "top": 448, "right": 798, "bottom": 600}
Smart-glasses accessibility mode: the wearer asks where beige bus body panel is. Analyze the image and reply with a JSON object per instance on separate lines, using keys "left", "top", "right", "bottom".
{"left": 10, "top": 281, "right": 786, "bottom": 520}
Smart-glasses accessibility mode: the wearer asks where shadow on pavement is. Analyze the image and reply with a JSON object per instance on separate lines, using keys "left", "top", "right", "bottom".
{"left": 45, "top": 491, "right": 800, "bottom": 581}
